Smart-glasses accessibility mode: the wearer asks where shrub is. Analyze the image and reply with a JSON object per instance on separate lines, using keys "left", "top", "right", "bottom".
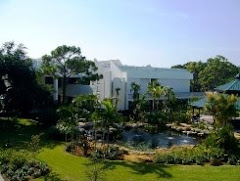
{"left": 0, "top": 149, "right": 51, "bottom": 181}
{"left": 48, "top": 126, "right": 65, "bottom": 141}
{"left": 204, "top": 125, "right": 240, "bottom": 155}
{"left": 91, "top": 146, "right": 124, "bottom": 160}
{"left": 155, "top": 145, "right": 224, "bottom": 165}
{"left": 210, "top": 158, "right": 222, "bottom": 166}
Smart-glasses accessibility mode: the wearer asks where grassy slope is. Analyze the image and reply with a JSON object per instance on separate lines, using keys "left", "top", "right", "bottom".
{"left": 37, "top": 145, "right": 240, "bottom": 181}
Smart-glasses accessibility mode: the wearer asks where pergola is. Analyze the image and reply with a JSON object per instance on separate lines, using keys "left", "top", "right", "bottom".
{"left": 190, "top": 73, "right": 240, "bottom": 119}
{"left": 215, "top": 73, "right": 240, "bottom": 95}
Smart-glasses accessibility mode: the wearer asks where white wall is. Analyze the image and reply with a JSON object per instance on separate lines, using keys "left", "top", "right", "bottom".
{"left": 159, "top": 79, "right": 190, "bottom": 92}
{"left": 93, "top": 60, "right": 193, "bottom": 110}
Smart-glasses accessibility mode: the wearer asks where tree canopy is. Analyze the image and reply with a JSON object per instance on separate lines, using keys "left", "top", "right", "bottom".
{"left": 172, "top": 55, "right": 239, "bottom": 91}
{"left": 41, "top": 45, "right": 102, "bottom": 104}
{"left": 0, "top": 42, "right": 53, "bottom": 116}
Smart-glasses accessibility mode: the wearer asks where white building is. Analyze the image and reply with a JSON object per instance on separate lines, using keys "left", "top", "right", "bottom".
{"left": 45, "top": 59, "right": 197, "bottom": 110}
{"left": 91, "top": 60, "right": 194, "bottom": 110}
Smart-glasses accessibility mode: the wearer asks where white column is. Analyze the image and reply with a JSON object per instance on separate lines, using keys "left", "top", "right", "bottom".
{"left": 53, "top": 78, "right": 58, "bottom": 101}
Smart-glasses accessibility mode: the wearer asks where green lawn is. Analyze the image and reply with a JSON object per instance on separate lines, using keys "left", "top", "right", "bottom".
{"left": 37, "top": 144, "right": 240, "bottom": 181}
{"left": 1, "top": 118, "right": 240, "bottom": 181}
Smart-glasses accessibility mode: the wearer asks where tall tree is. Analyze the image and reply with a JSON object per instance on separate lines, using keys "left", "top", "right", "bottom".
{"left": 0, "top": 42, "right": 53, "bottom": 116}
{"left": 41, "top": 45, "right": 102, "bottom": 104}
{"left": 199, "top": 56, "right": 238, "bottom": 90}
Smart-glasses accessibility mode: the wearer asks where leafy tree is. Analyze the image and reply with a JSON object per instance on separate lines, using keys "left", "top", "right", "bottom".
{"left": 199, "top": 56, "right": 238, "bottom": 90}
{"left": 172, "top": 55, "right": 238, "bottom": 91}
{"left": 41, "top": 45, "right": 102, "bottom": 104}
{"left": 205, "top": 93, "right": 237, "bottom": 126}
{"left": 0, "top": 42, "right": 53, "bottom": 116}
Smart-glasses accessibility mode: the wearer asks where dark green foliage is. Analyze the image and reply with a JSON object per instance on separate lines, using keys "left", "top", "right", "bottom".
{"left": 172, "top": 55, "right": 239, "bottom": 91}
{"left": 47, "top": 126, "right": 65, "bottom": 141}
{"left": 204, "top": 125, "right": 239, "bottom": 154}
{"left": 0, "top": 42, "right": 54, "bottom": 120}
{"left": 147, "top": 111, "right": 167, "bottom": 131}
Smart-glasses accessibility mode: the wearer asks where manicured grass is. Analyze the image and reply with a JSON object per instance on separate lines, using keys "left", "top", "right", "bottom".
{"left": 1, "top": 118, "right": 240, "bottom": 181}
{"left": 0, "top": 118, "right": 40, "bottom": 148}
{"left": 37, "top": 144, "right": 240, "bottom": 181}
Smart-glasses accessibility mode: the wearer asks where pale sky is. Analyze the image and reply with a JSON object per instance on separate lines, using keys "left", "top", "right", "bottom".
{"left": 0, "top": 0, "right": 240, "bottom": 67}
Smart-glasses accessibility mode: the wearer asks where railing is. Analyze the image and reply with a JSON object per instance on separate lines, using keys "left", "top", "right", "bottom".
{"left": 128, "top": 92, "right": 205, "bottom": 100}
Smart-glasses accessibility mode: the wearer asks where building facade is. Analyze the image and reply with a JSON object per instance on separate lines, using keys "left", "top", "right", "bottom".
{"left": 91, "top": 60, "right": 193, "bottom": 110}
{"left": 46, "top": 59, "right": 195, "bottom": 110}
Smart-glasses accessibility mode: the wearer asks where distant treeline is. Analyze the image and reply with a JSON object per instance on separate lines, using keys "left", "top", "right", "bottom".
{"left": 172, "top": 55, "right": 240, "bottom": 92}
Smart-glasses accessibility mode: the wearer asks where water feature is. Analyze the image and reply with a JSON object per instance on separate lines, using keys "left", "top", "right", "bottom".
{"left": 121, "top": 130, "right": 198, "bottom": 149}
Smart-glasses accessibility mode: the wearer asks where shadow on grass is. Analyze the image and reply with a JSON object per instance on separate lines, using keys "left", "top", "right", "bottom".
{"left": 44, "top": 172, "right": 67, "bottom": 181}
{"left": 0, "top": 117, "right": 61, "bottom": 150}
{"left": 85, "top": 160, "right": 172, "bottom": 179}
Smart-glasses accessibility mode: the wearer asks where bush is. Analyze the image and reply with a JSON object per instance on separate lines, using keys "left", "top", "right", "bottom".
{"left": 204, "top": 125, "right": 240, "bottom": 155}
{"left": 155, "top": 145, "right": 224, "bottom": 165}
{"left": 91, "top": 146, "right": 124, "bottom": 160}
{"left": 210, "top": 158, "right": 222, "bottom": 166}
{"left": 0, "top": 149, "right": 51, "bottom": 181}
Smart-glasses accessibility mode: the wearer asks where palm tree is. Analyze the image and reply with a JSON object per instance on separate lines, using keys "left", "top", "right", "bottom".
{"left": 147, "top": 81, "right": 165, "bottom": 111}
{"left": 163, "top": 87, "right": 176, "bottom": 122}
{"left": 205, "top": 93, "right": 237, "bottom": 126}
{"left": 93, "top": 99, "right": 121, "bottom": 152}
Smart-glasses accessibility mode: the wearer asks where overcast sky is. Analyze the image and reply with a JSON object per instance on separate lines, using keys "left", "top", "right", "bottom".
{"left": 0, "top": 0, "right": 240, "bottom": 67}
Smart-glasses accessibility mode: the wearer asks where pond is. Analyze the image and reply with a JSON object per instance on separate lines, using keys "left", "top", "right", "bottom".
{"left": 121, "top": 130, "right": 199, "bottom": 149}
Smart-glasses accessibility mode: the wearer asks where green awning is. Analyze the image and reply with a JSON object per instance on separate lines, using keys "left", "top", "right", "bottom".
{"left": 215, "top": 73, "right": 240, "bottom": 93}
{"left": 190, "top": 97, "right": 207, "bottom": 108}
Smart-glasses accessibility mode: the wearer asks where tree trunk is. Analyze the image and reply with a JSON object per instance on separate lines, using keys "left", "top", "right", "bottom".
{"left": 152, "top": 99, "right": 155, "bottom": 111}
{"left": 62, "top": 74, "right": 67, "bottom": 104}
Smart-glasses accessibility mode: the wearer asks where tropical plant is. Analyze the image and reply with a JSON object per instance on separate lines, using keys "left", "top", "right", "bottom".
{"left": 205, "top": 93, "right": 237, "bottom": 126}
{"left": 130, "top": 82, "right": 147, "bottom": 123}
{"left": 72, "top": 94, "right": 99, "bottom": 121}
{"left": 56, "top": 105, "right": 78, "bottom": 141}
{"left": 147, "top": 81, "right": 165, "bottom": 110}
{"left": 92, "top": 99, "right": 121, "bottom": 149}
